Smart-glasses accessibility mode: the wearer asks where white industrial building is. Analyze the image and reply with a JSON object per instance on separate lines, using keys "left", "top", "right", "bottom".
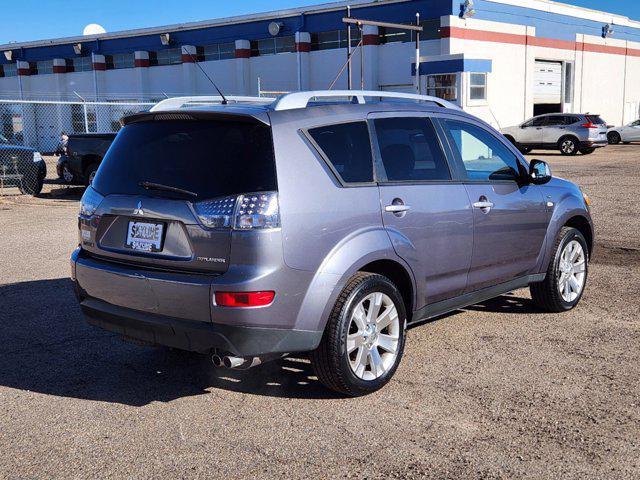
{"left": 1, "top": 0, "right": 639, "bottom": 142}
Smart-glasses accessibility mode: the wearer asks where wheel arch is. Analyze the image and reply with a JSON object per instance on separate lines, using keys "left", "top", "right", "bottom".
{"left": 293, "top": 227, "right": 416, "bottom": 336}
{"left": 564, "top": 215, "right": 594, "bottom": 258}
{"left": 81, "top": 154, "right": 102, "bottom": 175}
{"left": 359, "top": 259, "right": 414, "bottom": 322}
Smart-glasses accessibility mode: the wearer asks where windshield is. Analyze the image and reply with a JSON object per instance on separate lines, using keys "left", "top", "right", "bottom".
{"left": 92, "top": 119, "right": 277, "bottom": 200}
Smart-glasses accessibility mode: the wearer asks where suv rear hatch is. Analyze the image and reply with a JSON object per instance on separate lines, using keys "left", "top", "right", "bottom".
{"left": 80, "top": 112, "right": 277, "bottom": 275}
{"left": 583, "top": 114, "right": 608, "bottom": 142}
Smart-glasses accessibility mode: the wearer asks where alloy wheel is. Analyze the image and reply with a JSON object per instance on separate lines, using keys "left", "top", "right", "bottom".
{"left": 561, "top": 139, "right": 576, "bottom": 154}
{"left": 347, "top": 292, "right": 400, "bottom": 381}
{"left": 557, "top": 240, "right": 586, "bottom": 303}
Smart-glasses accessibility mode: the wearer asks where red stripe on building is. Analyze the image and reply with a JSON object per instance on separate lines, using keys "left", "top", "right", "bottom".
{"left": 235, "top": 48, "right": 251, "bottom": 58}
{"left": 92, "top": 63, "right": 106, "bottom": 71}
{"left": 52, "top": 65, "right": 67, "bottom": 74}
{"left": 181, "top": 54, "right": 195, "bottom": 63}
{"left": 441, "top": 26, "right": 526, "bottom": 45}
{"left": 17, "top": 68, "right": 30, "bottom": 76}
{"left": 442, "top": 25, "right": 640, "bottom": 57}
{"left": 295, "top": 42, "right": 311, "bottom": 53}
{"left": 362, "top": 34, "right": 380, "bottom": 46}
{"left": 134, "top": 59, "right": 150, "bottom": 67}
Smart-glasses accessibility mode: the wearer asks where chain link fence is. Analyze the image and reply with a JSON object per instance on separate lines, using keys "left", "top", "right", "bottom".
{"left": 0, "top": 99, "right": 153, "bottom": 197}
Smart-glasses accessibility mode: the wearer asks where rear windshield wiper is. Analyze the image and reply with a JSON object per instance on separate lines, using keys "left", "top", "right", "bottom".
{"left": 139, "top": 181, "right": 198, "bottom": 198}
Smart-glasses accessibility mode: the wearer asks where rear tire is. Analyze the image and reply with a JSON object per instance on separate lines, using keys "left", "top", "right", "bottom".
{"left": 19, "top": 177, "right": 44, "bottom": 196}
{"left": 530, "top": 227, "right": 589, "bottom": 312}
{"left": 519, "top": 146, "right": 533, "bottom": 154}
{"left": 579, "top": 147, "right": 595, "bottom": 155}
{"left": 84, "top": 163, "right": 99, "bottom": 187}
{"left": 559, "top": 137, "right": 578, "bottom": 156}
{"left": 311, "top": 272, "right": 406, "bottom": 396}
{"left": 607, "top": 131, "right": 621, "bottom": 144}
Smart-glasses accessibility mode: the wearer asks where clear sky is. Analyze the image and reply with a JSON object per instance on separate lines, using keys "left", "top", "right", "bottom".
{"left": 1, "top": 0, "right": 639, "bottom": 44}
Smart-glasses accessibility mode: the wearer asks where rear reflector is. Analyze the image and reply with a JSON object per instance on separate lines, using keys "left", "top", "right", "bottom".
{"left": 214, "top": 291, "right": 275, "bottom": 307}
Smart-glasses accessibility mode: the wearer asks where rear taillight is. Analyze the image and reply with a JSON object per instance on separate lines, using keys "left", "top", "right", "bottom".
{"left": 581, "top": 122, "right": 597, "bottom": 129}
{"left": 194, "top": 191, "right": 279, "bottom": 230}
{"left": 79, "top": 186, "right": 104, "bottom": 217}
{"left": 214, "top": 291, "right": 275, "bottom": 307}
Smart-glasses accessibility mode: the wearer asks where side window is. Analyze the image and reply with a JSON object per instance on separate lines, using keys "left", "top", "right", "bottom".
{"left": 631, "top": 120, "right": 640, "bottom": 127}
{"left": 442, "top": 119, "right": 522, "bottom": 181}
{"left": 531, "top": 116, "right": 547, "bottom": 127}
{"left": 307, "top": 122, "right": 374, "bottom": 183}
{"left": 546, "top": 116, "right": 565, "bottom": 126}
{"left": 373, "top": 117, "right": 451, "bottom": 182}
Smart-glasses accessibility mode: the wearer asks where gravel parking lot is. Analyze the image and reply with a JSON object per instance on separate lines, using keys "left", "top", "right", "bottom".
{"left": 0, "top": 146, "right": 638, "bottom": 479}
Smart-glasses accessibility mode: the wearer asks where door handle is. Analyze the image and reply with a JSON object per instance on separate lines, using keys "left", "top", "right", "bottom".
{"left": 385, "top": 204, "right": 411, "bottom": 213}
{"left": 473, "top": 197, "right": 494, "bottom": 213}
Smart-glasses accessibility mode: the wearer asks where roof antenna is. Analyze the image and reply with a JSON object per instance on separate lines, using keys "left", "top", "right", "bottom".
{"left": 182, "top": 48, "right": 228, "bottom": 104}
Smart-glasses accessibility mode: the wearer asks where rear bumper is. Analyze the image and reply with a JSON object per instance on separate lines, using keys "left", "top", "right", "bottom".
{"left": 71, "top": 248, "right": 323, "bottom": 356}
{"left": 79, "top": 297, "right": 322, "bottom": 356}
{"left": 581, "top": 140, "right": 607, "bottom": 148}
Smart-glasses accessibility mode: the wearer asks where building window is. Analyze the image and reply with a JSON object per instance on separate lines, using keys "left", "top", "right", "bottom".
{"left": 378, "top": 27, "right": 410, "bottom": 44}
{"left": 68, "top": 56, "right": 92, "bottom": 72}
{"left": 426, "top": 74, "right": 458, "bottom": 101}
{"left": 251, "top": 36, "right": 295, "bottom": 56}
{"left": 106, "top": 53, "right": 135, "bottom": 69}
{"left": 198, "top": 42, "right": 235, "bottom": 61}
{"left": 469, "top": 73, "right": 487, "bottom": 101}
{"left": 0, "top": 63, "right": 17, "bottom": 77}
{"left": 149, "top": 48, "right": 182, "bottom": 66}
{"left": 35, "top": 60, "right": 53, "bottom": 75}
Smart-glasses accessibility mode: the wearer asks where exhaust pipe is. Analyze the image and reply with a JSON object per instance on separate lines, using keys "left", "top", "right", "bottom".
{"left": 211, "top": 353, "right": 224, "bottom": 367}
{"left": 222, "top": 355, "right": 246, "bottom": 369}
{"left": 213, "top": 352, "right": 286, "bottom": 370}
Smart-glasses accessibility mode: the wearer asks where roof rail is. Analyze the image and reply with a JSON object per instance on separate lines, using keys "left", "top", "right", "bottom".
{"left": 272, "top": 90, "right": 461, "bottom": 111}
{"left": 150, "top": 95, "right": 275, "bottom": 112}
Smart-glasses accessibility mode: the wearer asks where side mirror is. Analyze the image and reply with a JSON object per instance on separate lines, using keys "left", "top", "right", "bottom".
{"left": 529, "top": 159, "right": 552, "bottom": 184}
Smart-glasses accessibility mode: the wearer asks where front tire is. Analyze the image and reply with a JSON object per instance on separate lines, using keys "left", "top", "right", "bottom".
{"left": 311, "top": 272, "right": 406, "bottom": 396}
{"left": 519, "top": 146, "right": 533, "bottom": 154}
{"left": 607, "top": 131, "right": 621, "bottom": 144}
{"left": 530, "top": 227, "right": 589, "bottom": 312}
{"left": 559, "top": 137, "right": 579, "bottom": 156}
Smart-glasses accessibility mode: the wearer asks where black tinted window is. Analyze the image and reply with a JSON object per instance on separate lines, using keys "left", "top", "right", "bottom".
{"left": 374, "top": 117, "right": 450, "bottom": 181}
{"left": 308, "top": 122, "right": 373, "bottom": 183}
{"left": 586, "top": 115, "right": 606, "bottom": 125}
{"left": 531, "top": 116, "right": 547, "bottom": 127}
{"left": 546, "top": 116, "right": 566, "bottom": 126}
{"left": 92, "top": 120, "right": 276, "bottom": 200}
{"left": 442, "top": 119, "right": 521, "bottom": 181}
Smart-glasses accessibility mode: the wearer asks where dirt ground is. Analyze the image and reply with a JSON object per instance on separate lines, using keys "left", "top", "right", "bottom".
{"left": 0, "top": 146, "right": 638, "bottom": 479}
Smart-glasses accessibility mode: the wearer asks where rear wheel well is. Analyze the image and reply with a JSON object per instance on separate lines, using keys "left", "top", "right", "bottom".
{"left": 557, "top": 134, "right": 579, "bottom": 146}
{"left": 565, "top": 216, "right": 593, "bottom": 257}
{"left": 359, "top": 260, "right": 414, "bottom": 321}
{"left": 82, "top": 155, "right": 102, "bottom": 175}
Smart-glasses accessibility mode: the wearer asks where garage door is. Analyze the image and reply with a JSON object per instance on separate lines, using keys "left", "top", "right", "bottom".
{"left": 534, "top": 61, "right": 562, "bottom": 104}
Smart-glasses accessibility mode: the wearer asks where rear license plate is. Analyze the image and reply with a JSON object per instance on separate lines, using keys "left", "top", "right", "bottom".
{"left": 125, "top": 221, "right": 164, "bottom": 252}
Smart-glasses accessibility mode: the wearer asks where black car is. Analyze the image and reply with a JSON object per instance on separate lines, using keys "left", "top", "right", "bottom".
{"left": 0, "top": 133, "right": 46, "bottom": 195}
{"left": 57, "top": 133, "right": 116, "bottom": 186}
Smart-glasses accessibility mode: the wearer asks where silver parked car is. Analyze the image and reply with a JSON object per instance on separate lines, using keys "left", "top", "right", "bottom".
{"left": 502, "top": 113, "right": 608, "bottom": 155}
{"left": 71, "top": 91, "right": 594, "bottom": 396}
{"left": 607, "top": 119, "right": 640, "bottom": 144}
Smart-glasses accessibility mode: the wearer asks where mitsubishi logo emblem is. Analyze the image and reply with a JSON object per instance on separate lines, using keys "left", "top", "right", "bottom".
{"left": 133, "top": 201, "right": 144, "bottom": 216}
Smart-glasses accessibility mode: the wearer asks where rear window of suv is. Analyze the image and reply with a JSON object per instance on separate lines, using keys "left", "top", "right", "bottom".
{"left": 92, "top": 120, "right": 276, "bottom": 200}
{"left": 585, "top": 115, "right": 606, "bottom": 125}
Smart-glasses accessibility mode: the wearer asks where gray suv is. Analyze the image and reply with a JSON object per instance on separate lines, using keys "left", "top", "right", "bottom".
{"left": 502, "top": 113, "right": 608, "bottom": 155}
{"left": 71, "top": 91, "right": 594, "bottom": 396}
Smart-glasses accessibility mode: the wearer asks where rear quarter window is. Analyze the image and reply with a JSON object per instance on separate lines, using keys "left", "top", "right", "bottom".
{"left": 307, "top": 122, "right": 374, "bottom": 184}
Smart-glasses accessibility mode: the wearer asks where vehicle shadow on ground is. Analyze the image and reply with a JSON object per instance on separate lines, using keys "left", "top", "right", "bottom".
{"left": 39, "top": 183, "right": 84, "bottom": 201}
{"left": 0, "top": 278, "right": 337, "bottom": 406}
{"left": 463, "top": 293, "right": 545, "bottom": 315}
